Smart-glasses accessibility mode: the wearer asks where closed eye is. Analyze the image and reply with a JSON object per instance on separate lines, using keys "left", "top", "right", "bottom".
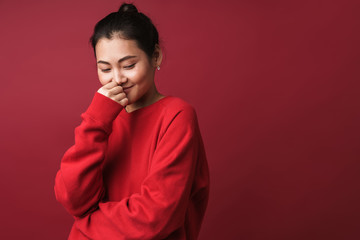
{"left": 124, "top": 63, "right": 136, "bottom": 69}
{"left": 100, "top": 63, "right": 135, "bottom": 72}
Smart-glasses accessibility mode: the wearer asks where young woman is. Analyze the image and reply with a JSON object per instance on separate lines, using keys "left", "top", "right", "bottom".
{"left": 54, "top": 3, "right": 210, "bottom": 240}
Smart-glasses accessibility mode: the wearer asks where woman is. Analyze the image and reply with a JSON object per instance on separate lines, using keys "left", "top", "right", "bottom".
{"left": 54, "top": 3, "right": 210, "bottom": 240}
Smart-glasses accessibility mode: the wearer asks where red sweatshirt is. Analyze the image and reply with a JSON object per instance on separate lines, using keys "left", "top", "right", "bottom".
{"left": 54, "top": 92, "right": 210, "bottom": 240}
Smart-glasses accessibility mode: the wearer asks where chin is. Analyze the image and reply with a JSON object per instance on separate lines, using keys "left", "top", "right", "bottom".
{"left": 126, "top": 96, "right": 137, "bottom": 106}
{"left": 127, "top": 92, "right": 145, "bottom": 106}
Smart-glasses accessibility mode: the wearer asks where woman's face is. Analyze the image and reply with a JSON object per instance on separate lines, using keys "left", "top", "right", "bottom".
{"left": 95, "top": 37, "right": 157, "bottom": 106}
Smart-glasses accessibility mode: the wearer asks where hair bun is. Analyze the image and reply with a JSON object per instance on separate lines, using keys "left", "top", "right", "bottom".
{"left": 118, "top": 3, "right": 138, "bottom": 13}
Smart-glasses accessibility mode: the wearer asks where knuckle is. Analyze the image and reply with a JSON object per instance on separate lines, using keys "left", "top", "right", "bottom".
{"left": 122, "top": 98, "right": 128, "bottom": 104}
{"left": 98, "top": 88, "right": 106, "bottom": 95}
{"left": 116, "top": 93, "right": 125, "bottom": 100}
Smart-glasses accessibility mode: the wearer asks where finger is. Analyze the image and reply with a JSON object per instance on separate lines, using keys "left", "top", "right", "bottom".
{"left": 113, "top": 92, "right": 126, "bottom": 101}
{"left": 109, "top": 86, "right": 124, "bottom": 95}
{"left": 119, "top": 97, "right": 128, "bottom": 107}
{"left": 103, "top": 80, "right": 118, "bottom": 89}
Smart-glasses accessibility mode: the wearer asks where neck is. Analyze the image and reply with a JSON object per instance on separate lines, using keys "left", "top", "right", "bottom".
{"left": 125, "top": 84, "right": 164, "bottom": 113}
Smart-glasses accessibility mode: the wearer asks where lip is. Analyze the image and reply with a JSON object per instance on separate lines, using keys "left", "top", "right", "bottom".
{"left": 122, "top": 85, "right": 134, "bottom": 91}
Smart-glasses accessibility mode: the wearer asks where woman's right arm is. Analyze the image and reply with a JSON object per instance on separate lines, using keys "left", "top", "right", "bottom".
{"left": 54, "top": 82, "right": 126, "bottom": 217}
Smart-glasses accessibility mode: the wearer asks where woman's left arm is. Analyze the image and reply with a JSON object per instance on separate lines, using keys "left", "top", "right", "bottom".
{"left": 73, "top": 107, "right": 201, "bottom": 239}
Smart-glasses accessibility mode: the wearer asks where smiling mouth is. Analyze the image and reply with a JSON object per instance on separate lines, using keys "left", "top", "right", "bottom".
{"left": 122, "top": 85, "right": 134, "bottom": 90}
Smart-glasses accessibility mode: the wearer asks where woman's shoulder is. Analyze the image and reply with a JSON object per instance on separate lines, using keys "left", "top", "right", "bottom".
{"left": 156, "top": 96, "right": 199, "bottom": 128}
{"left": 159, "top": 96, "right": 196, "bottom": 115}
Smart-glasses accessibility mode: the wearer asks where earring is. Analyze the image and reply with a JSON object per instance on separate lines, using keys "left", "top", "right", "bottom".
{"left": 157, "top": 66, "right": 160, "bottom": 70}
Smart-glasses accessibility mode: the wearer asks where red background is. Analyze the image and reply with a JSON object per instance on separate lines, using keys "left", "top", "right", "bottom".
{"left": 0, "top": 0, "right": 359, "bottom": 239}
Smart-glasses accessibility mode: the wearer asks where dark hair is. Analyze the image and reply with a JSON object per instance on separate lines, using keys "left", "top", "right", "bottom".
{"left": 89, "top": 3, "right": 159, "bottom": 60}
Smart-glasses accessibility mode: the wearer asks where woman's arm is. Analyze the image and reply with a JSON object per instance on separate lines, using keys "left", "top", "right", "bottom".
{"left": 54, "top": 92, "right": 123, "bottom": 217}
{"left": 72, "top": 107, "right": 201, "bottom": 239}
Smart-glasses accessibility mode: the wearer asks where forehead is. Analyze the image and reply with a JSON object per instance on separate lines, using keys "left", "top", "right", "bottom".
{"left": 95, "top": 37, "right": 144, "bottom": 61}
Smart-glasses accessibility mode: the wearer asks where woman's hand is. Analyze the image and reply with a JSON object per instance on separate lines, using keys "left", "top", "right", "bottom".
{"left": 97, "top": 81, "right": 128, "bottom": 107}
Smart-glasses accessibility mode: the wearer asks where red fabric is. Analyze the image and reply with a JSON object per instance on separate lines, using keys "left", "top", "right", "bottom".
{"left": 54, "top": 92, "right": 210, "bottom": 240}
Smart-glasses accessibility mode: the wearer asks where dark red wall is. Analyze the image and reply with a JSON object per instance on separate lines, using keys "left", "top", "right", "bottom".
{"left": 0, "top": 0, "right": 359, "bottom": 239}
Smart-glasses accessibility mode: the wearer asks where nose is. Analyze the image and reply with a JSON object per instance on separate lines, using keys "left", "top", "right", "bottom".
{"left": 113, "top": 70, "right": 128, "bottom": 85}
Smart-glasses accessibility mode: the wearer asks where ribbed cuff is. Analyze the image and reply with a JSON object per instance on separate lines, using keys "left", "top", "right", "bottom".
{"left": 84, "top": 92, "right": 123, "bottom": 126}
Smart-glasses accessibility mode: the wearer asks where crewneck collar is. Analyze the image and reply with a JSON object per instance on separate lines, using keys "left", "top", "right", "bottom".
{"left": 120, "top": 95, "right": 171, "bottom": 118}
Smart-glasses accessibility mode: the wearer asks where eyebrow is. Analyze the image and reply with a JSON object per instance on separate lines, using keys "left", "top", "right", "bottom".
{"left": 97, "top": 55, "right": 137, "bottom": 65}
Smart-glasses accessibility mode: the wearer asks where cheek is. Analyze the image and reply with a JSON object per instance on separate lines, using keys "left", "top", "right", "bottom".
{"left": 97, "top": 72, "right": 111, "bottom": 85}
{"left": 126, "top": 66, "right": 148, "bottom": 83}
{"left": 125, "top": 70, "right": 140, "bottom": 82}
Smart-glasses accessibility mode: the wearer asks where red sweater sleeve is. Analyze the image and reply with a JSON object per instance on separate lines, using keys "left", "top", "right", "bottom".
{"left": 73, "top": 106, "right": 199, "bottom": 239}
{"left": 54, "top": 92, "right": 123, "bottom": 217}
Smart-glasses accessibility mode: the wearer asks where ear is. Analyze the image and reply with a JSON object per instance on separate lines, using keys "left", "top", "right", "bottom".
{"left": 152, "top": 44, "right": 163, "bottom": 68}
